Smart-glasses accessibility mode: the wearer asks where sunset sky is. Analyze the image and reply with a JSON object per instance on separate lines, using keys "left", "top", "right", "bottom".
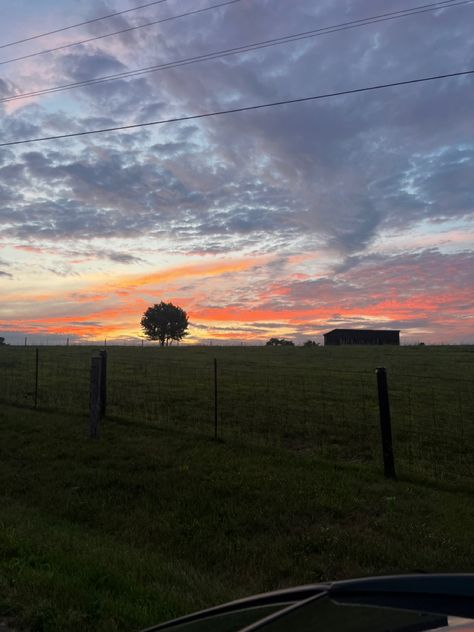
{"left": 0, "top": 0, "right": 473, "bottom": 344}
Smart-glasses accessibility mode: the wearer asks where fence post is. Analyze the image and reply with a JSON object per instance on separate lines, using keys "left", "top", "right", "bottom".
{"left": 99, "top": 350, "right": 107, "bottom": 417}
{"left": 34, "top": 347, "right": 39, "bottom": 409}
{"left": 90, "top": 356, "right": 102, "bottom": 438}
{"left": 375, "top": 367, "right": 396, "bottom": 479}
{"left": 214, "top": 358, "right": 218, "bottom": 440}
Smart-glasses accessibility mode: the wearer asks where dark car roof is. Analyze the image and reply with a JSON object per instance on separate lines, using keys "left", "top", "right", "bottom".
{"left": 143, "top": 574, "right": 474, "bottom": 632}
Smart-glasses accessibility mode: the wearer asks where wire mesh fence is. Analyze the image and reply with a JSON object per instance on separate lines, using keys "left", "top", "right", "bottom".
{"left": 106, "top": 349, "right": 215, "bottom": 437}
{"left": 388, "top": 371, "right": 474, "bottom": 482}
{"left": 0, "top": 345, "right": 472, "bottom": 485}
{"left": 216, "top": 361, "right": 382, "bottom": 461}
{"left": 0, "top": 346, "right": 90, "bottom": 413}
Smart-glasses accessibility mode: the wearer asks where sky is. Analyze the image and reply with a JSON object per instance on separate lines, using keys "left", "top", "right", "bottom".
{"left": 0, "top": 0, "right": 473, "bottom": 345}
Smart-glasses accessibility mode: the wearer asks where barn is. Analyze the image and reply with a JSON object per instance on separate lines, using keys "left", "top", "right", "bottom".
{"left": 323, "top": 329, "right": 400, "bottom": 346}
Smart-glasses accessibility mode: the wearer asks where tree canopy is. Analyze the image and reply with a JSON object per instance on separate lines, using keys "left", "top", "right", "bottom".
{"left": 265, "top": 338, "right": 294, "bottom": 346}
{"left": 141, "top": 302, "right": 189, "bottom": 346}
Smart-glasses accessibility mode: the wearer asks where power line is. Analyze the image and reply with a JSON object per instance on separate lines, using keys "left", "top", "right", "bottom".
{"left": 1, "top": 69, "right": 471, "bottom": 147}
{"left": 2, "top": 0, "right": 471, "bottom": 104}
{"left": 0, "top": 0, "right": 240, "bottom": 67}
{"left": 0, "top": 0, "right": 173, "bottom": 50}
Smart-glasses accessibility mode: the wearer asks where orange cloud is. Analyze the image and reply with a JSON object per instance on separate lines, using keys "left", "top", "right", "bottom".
{"left": 98, "top": 256, "right": 269, "bottom": 293}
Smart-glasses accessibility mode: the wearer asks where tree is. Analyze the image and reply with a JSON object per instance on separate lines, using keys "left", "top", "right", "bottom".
{"left": 265, "top": 337, "right": 280, "bottom": 346}
{"left": 141, "top": 302, "right": 189, "bottom": 346}
{"left": 265, "top": 337, "right": 294, "bottom": 346}
{"left": 303, "top": 340, "right": 319, "bottom": 347}
{"left": 0, "top": 336, "right": 6, "bottom": 346}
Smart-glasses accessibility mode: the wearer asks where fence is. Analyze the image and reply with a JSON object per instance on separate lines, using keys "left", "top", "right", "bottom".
{"left": 0, "top": 345, "right": 473, "bottom": 485}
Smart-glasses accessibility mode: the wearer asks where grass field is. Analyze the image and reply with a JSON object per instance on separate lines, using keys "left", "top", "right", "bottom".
{"left": 1, "top": 402, "right": 474, "bottom": 631}
{"left": 0, "top": 344, "right": 473, "bottom": 482}
{"left": 0, "top": 345, "right": 473, "bottom": 629}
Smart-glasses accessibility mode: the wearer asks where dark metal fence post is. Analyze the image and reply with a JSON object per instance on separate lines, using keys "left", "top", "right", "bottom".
{"left": 376, "top": 367, "right": 396, "bottom": 479}
{"left": 99, "top": 350, "right": 107, "bottom": 417}
{"left": 90, "top": 356, "right": 102, "bottom": 438}
{"left": 214, "top": 358, "right": 218, "bottom": 440}
{"left": 34, "top": 347, "right": 39, "bottom": 409}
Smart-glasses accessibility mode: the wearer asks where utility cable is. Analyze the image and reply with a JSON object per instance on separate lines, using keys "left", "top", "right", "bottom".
{"left": 1, "top": 0, "right": 471, "bottom": 103}
{"left": 0, "top": 69, "right": 471, "bottom": 147}
{"left": 0, "top": 0, "right": 174, "bottom": 50}
{"left": 0, "top": 0, "right": 241, "bottom": 67}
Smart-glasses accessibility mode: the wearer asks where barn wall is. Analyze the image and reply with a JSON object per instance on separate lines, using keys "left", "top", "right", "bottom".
{"left": 323, "top": 331, "right": 400, "bottom": 346}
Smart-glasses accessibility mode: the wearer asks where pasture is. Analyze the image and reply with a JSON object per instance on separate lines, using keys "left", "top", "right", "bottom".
{"left": 0, "top": 345, "right": 473, "bottom": 630}
{"left": 0, "top": 344, "right": 473, "bottom": 482}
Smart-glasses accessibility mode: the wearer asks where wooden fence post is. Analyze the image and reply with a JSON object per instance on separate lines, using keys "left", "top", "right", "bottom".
{"left": 90, "top": 356, "right": 102, "bottom": 438}
{"left": 375, "top": 367, "right": 396, "bottom": 479}
{"left": 99, "top": 350, "right": 107, "bottom": 418}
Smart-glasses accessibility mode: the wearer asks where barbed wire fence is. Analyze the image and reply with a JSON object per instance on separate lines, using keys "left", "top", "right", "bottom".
{"left": 0, "top": 345, "right": 472, "bottom": 484}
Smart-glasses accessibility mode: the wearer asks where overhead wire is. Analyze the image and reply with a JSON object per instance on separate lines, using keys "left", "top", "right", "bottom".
{"left": 0, "top": 0, "right": 241, "bottom": 67}
{"left": 1, "top": 69, "right": 472, "bottom": 147}
{"left": 0, "top": 0, "right": 174, "bottom": 50}
{"left": 1, "top": 0, "right": 472, "bottom": 104}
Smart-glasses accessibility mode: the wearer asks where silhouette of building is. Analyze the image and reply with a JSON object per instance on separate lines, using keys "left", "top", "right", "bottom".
{"left": 323, "top": 329, "right": 400, "bottom": 346}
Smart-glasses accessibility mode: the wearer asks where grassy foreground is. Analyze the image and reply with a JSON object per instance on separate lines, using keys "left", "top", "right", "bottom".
{"left": 1, "top": 404, "right": 474, "bottom": 631}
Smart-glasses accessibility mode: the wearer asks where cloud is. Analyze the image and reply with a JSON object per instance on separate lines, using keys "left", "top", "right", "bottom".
{"left": 58, "top": 48, "right": 126, "bottom": 83}
{"left": 0, "top": 256, "right": 12, "bottom": 278}
{"left": 0, "top": 0, "right": 473, "bottom": 342}
{"left": 0, "top": 78, "right": 17, "bottom": 98}
{"left": 98, "top": 250, "right": 145, "bottom": 264}
{"left": 0, "top": 247, "right": 471, "bottom": 342}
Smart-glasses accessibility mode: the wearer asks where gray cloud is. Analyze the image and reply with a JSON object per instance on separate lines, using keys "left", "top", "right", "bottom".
{"left": 0, "top": 0, "right": 473, "bottom": 258}
{"left": 58, "top": 48, "right": 126, "bottom": 83}
{"left": 0, "top": 78, "right": 17, "bottom": 98}
{"left": 99, "top": 250, "right": 145, "bottom": 263}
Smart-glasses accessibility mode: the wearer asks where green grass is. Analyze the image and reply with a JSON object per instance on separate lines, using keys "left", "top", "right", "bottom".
{"left": 0, "top": 345, "right": 473, "bottom": 482}
{"left": 1, "top": 403, "right": 474, "bottom": 631}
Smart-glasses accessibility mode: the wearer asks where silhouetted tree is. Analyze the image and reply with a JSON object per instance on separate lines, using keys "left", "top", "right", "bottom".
{"left": 266, "top": 337, "right": 280, "bottom": 346}
{"left": 0, "top": 337, "right": 6, "bottom": 345}
{"left": 303, "top": 340, "right": 319, "bottom": 347}
{"left": 265, "top": 337, "right": 294, "bottom": 346}
{"left": 141, "top": 302, "right": 189, "bottom": 346}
